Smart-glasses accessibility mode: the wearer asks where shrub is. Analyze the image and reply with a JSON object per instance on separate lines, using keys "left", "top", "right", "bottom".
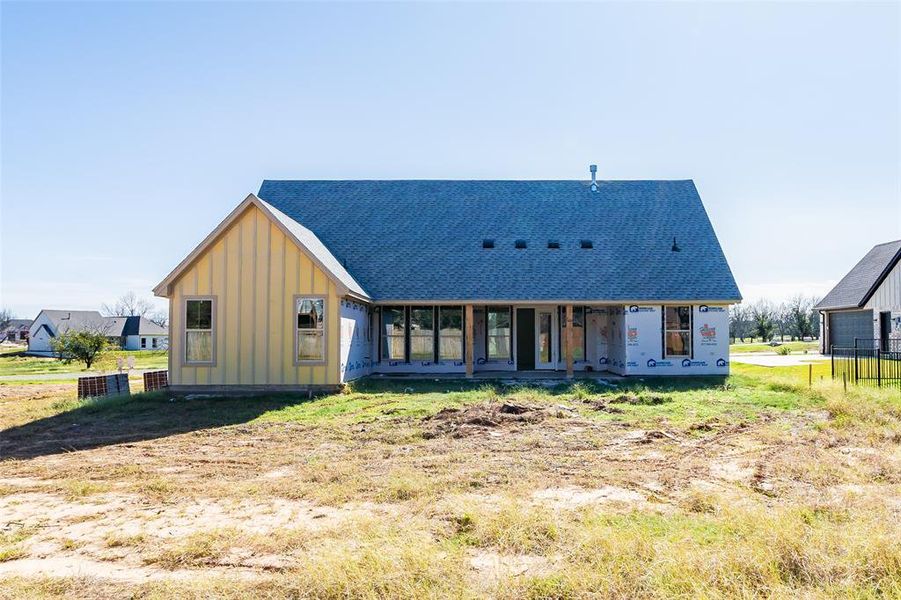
{"left": 775, "top": 345, "right": 792, "bottom": 356}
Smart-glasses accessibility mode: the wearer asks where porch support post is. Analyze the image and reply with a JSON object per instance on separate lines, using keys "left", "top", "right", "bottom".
{"left": 465, "top": 304, "right": 474, "bottom": 378}
{"left": 565, "top": 304, "right": 574, "bottom": 379}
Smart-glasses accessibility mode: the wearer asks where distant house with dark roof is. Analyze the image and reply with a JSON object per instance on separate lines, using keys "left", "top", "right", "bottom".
{"left": 1, "top": 319, "right": 32, "bottom": 343}
{"left": 815, "top": 240, "right": 901, "bottom": 352}
{"left": 28, "top": 310, "right": 168, "bottom": 355}
{"left": 153, "top": 168, "right": 741, "bottom": 392}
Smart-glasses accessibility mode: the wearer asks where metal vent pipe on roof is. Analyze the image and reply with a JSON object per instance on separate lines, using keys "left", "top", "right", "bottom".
{"left": 589, "top": 164, "right": 598, "bottom": 192}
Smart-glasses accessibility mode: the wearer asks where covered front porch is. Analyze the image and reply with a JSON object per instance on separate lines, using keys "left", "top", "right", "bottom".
{"left": 372, "top": 304, "right": 626, "bottom": 378}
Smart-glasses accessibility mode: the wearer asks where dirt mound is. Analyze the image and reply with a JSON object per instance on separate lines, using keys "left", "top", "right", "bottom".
{"left": 422, "top": 402, "right": 553, "bottom": 438}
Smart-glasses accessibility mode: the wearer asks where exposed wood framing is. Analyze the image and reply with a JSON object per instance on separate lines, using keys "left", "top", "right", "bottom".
{"left": 465, "top": 304, "right": 474, "bottom": 378}
{"left": 565, "top": 303, "right": 574, "bottom": 378}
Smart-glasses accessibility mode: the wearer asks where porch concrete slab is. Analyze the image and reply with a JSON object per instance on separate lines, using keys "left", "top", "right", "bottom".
{"left": 369, "top": 371, "right": 624, "bottom": 385}
{"left": 729, "top": 353, "right": 829, "bottom": 367}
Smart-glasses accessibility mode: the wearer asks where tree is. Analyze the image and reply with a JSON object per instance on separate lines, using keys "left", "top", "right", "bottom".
{"left": 149, "top": 310, "right": 168, "bottom": 328}
{"left": 786, "top": 295, "right": 815, "bottom": 340}
{"left": 50, "top": 330, "right": 109, "bottom": 369}
{"left": 729, "top": 305, "right": 752, "bottom": 343}
{"left": 0, "top": 308, "right": 12, "bottom": 331}
{"left": 102, "top": 291, "right": 153, "bottom": 318}
{"left": 749, "top": 300, "right": 777, "bottom": 342}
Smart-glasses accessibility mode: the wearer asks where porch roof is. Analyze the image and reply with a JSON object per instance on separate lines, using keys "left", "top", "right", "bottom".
{"left": 258, "top": 180, "right": 741, "bottom": 304}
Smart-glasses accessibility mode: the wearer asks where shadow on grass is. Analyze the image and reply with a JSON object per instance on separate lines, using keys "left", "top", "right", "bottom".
{"left": 1, "top": 375, "right": 730, "bottom": 461}
{"left": 0, "top": 391, "right": 317, "bottom": 461}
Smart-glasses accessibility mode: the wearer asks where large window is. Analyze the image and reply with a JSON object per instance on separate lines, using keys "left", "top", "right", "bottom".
{"left": 439, "top": 307, "right": 463, "bottom": 361}
{"left": 664, "top": 306, "right": 692, "bottom": 357}
{"left": 296, "top": 297, "right": 325, "bottom": 361}
{"left": 410, "top": 308, "right": 434, "bottom": 361}
{"left": 382, "top": 307, "right": 406, "bottom": 361}
{"left": 185, "top": 298, "right": 214, "bottom": 364}
{"left": 487, "top": 307, "right": 512, "bottom": 360}
{"left": 560, "top": 306, "right": 585, "bottom": 361}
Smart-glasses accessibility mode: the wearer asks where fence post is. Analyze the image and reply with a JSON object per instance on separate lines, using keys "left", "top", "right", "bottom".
{"left": 877, "top": 349, "right": 881, "bottom": 388}
{"left": 854, "top": 346, "right": 858, "bottom": 383}
{"left": 843, "top": 371, "right": 847, "bottom": 393}
{"left": 808, "top": 363, "right": 812, "bottom": 388}
{"left": 830, "top": 345, "right": 834, "bottom": 379}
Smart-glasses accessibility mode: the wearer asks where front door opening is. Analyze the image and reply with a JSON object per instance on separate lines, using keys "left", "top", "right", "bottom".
{"left": 516, "top": 308, "right": 535, "bottom": 370}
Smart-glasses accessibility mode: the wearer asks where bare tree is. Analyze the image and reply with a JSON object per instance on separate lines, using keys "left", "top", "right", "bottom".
{"left": 149, "top": 310, "right": 169, "bottom": 328}
{"left": 0, "top": 308, "right": 12, "bottom": 331}
{"left": 102, "top": 292, "right": 153, "bottom": 318}
{"left": 729, "top": 305, "right": 752, "bottom": 343}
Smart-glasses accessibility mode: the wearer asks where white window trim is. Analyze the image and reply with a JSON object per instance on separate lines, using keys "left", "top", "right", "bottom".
{"left": 182, "top": 295, "right": 217, "bottom": 366}
{"left": 294, "top": 295, "right": 327, "bottom": 365}
{"left": 663, "top": 305, "right": 693, "bottom": 359}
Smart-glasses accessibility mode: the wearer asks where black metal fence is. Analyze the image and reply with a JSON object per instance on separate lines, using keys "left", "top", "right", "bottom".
{"left": 832, "top": 346, "right": 901, "bottom": 389}
{"left": 853, "top": 338, "right": 901, "bottom": 352}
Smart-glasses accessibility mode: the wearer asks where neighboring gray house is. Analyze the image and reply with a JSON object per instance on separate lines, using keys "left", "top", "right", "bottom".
{"left": 28, "top": 310, "right": 168, "bottom": 355}
{"left": 1, "top": 319, "right": 32, "bottom": 343}
{"left": 816, "top": 240, "right": 901, "bottom": 352}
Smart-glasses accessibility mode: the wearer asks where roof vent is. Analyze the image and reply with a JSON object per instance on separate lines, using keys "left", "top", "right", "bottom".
{"left": 514, "top": 240, "right": 527, "bottom": 249}
{"left": 580, "top": 240, "right": 593, "bottom": 249}
{"left": 482, "top": 239, "right": 495, "bottom": 249}
{"left": 671, "top": 236, "right": 681, "bottom": 252}
{"left": 589, "top": 164, "right": 598, "bottom": 192}
{"left": 547, "top": 241, "right": 560, "bottom": 249}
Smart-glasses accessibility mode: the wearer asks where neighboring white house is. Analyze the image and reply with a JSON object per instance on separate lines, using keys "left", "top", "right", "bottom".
{"left": 27, "top": 310, "right": 168, "bottom": 355}
{"left": 816, "top": 240, "right": 901, "bottom": 352}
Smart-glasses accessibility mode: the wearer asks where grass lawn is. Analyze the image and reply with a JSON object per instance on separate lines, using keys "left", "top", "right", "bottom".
{"left": 0, "top": 350, "right": 167, "bottom": 378}
{"left": 0, "top": 365, "right": 898, "bottom": 598}
{"left": 730, "top": 340, "right": 820, "bottom": 354}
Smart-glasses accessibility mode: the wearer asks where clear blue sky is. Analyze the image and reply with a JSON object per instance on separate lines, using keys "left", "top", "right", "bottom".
{"left": 2, "top": 1, "right": 899, "bottom": 318}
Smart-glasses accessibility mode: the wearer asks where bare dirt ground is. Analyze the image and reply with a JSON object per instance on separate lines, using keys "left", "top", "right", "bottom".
{"left": 0, "top": 382, "right": 899, "bottom": 598}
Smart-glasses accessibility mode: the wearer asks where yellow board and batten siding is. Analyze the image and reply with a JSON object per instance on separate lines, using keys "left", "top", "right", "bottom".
{"left": 168, "top": 205, "right": 341, "bottom": 387}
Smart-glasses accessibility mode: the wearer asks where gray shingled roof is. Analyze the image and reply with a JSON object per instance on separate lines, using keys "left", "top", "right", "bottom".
{"left": 35, "top": 310, "right": 111, "bottom": 335}
{"left": 816, "top": 240, "right": 901, "bottom": 310}
{"left": 259, "top": 198, "right": 369, "bottom": 298}
{"left": 257, "top": 180, "right": 741, "bottom": 302}
{"left": 122, "top": 316, "right": 167, "bottom": 336}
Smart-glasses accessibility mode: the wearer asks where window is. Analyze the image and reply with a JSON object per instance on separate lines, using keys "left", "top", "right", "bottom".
{"left": 296, "top": 297, "right": 325, "bottom": 361}
{"left": 185, "top": 298, "right": 214, "bottom": 364}
{"left": 664, "top": 306, "right": 692, "bottom": 357}
{"left": 152, "top": 337, "right": 158, "bottom": 349}
{"left": 547, "top": 241, "right": 560, "bottom": 249}
{"left": 487, "top": 307, "right": 512, "bottom": 360}
{"left": 439, "top": 307, "right": 463, "bottom": 361}
{"left": 410, "top": 307, "right": 434, "bottom": 361}
{"left": 515, "top": 240, "right": 527, "bottom": 249}
{"left": 560, "top": 306, "right": 585, "bottom": 361}
{"left": 580, "top": 240, "right": 593, "bottom": 249}
{"left": 482, "top": 239, "right": 495, "bottom": 249}
{"left": 382, "top": 307, "right": 406, "bottom": 361}
{"left": 141, "top": 337, "right": 147, "bottom": 349}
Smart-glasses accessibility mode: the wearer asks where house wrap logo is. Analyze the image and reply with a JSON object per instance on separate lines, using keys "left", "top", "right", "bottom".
{"left": 646, "top": 359, "right": 673, "bottom": 368}
{"left": 699, "top": 305, "right": 726, "bottom": 313}
{"left": 627, "top": 327, "right": 638, "bottom": 345}
{"left": 716, "top": 358, "right": 728, "bottom": 367}
{"left": 682, "top": 359, "right": 709, "bottom": 368}
{"left": 700, "top": 324, "right": 717, "bottom": 346}
{"left": 629, "top": 305, "right": 655, "bottom": 313}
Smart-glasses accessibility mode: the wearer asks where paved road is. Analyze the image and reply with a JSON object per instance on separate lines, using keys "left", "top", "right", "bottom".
{"left": 730, "top": 353, "right": 829, "bottom": 367}
{"left": 0, "top": 370, "right": 153, "bottom": 382}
